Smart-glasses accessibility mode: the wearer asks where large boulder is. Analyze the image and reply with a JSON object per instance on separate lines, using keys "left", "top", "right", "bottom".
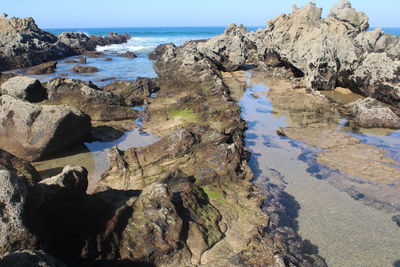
{"left": 0, "top": 76, "right": 47, "bottom": 102}
{"left": 328, "top": 0, "right": 369, "bottom": 30}
{"left": 0, "top": 149, "right": 40, "bottom": 186}
{"left": 46, "top": 78, "right": 138, "bottom": 121}
{"left": 347, "top": 97, "right": 400, "bottom": 129}
{"left": 0, "top": 170, "right": 37, "bottom": 255}
{"left": 0, "top": 95, "right": 91, "bottom": 161}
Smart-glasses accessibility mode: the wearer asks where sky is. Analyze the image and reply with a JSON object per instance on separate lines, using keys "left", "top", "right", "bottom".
{"left": 1, "top": 0, "right": 399, "bottom": 28}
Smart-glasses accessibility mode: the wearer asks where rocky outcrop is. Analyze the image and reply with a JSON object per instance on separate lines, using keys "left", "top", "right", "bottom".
{"left": 347, "top": 97, "right": 400, "bottom": 129}
{"left": 71, "top": 65, "right": 99, "bottom": 73}
{"left": 0, "top": 17, "right": 74, "bottom": 71}
{"left": 148, "top": 43, "right": 175, "bottom": 60}
{"left": 0, "top": 149, "right": 40, "bottom": 186}
{"left": 26, "top": 61, "right": 57, "bottom": 75}
{"left": 103, "top": 77, "right": 158, "bottom": 105}
{"left": 46, "top": 78, "right": 137, "bottom": 121}
{"left": 117, "top": 51, "right": 137, "bottom": 58}
{"left": 0, "top": 250, "right": 66, "bottom": 267}
{"left": 0, "top": 17, "right": 130, "bottom": 72}
{"left": 0, "top": 95, "right": 91, "bottom": 161}
{"left": 0, "top": 170, "right": 38, "bottom": 255}
{"left": 197, "top": 24, "right": 257, "bottom": 71}
{"left": 0, "top": 76, "right": 47, "bottom": 102}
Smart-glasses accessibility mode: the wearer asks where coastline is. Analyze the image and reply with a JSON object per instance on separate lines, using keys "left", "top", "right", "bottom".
{"left": 0, "top": 1, "right": 399, "bottom": 266}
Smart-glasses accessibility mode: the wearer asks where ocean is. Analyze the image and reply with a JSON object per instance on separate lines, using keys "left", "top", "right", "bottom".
{"left": 33, "top": 26, "right": 399, "bottom": 85}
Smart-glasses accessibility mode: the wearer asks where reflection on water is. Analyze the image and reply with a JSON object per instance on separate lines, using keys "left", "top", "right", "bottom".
{"left": 230, "top": 72, "right": 400, "bottom": 267}
{"left": 33, "top": 110, "right": 160, "bottom": 192}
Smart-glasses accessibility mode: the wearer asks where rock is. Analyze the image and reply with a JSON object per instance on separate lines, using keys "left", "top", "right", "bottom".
{"left": 78, "top": 57, "right": 87, "bottom": 64}
{"left": 0, "top": 95, "right": 91, "bottom": 161}
{"left": 197, "top": 23, "right": 257, "bottom": 71}
{"left": 355, "top": 28, "right": 400, "bottom": 58}
{"left": 46, "top": 78, "right": 137, "bottom": 121}
{"left": 392, "top": 215, "right": 400, "bottom": 227}
{"left": 71, "top": 65, "right": 99, "bottom": 73}
{"left": 57, "top": 32, "right": 90, "bottom": 53}
{"left": 347, "top": 97, "right": 400, "bottom": 129}
{"left": 148, "top": 43, "right": 175, "bottom": 60}
{"left": 89, "top": 126, "right": 124, "bottom": 142}
{"left": 83, "top": 51, "right": 106, "bottom": 58}
{"left": 64, "top": 59, "right": 78, "bottom": 63}
{"left": 328, "top": 0, "right": 369, "bottom": 30}
{"left": 26, "top": 61, "right": 57, "bottom": 75}
{"left": 0, "top": 17, "right": 75, "bottom": 71}
{"left": 0, "top": 250, "right": 66, "bottom": 267}
{"left": 103, "top": 77, "right": 158, "bottom": 106}
{"left": 117, "top": 51, "right": 137, "bottom": 58}
{"left": 0, "top": 76, "right": 47, "bottom": 102}
{"left": 119, "top": 183, "right": 183, "bottom": 262}
{"left": 25, "top": 166, "right": 89, "bottom": 262}
{"left": 0, "top": 170, "right": 37, "bottom": 255}
{"left": 83, "top": 33, "right": 131, "bottom": 51}
{"left": 0, "top": 149, "right": 40, "bottom": 186}
{"left": 345, "top": 53, "right": 400, "bottom": 106}
{"left": 104, "top": 57, "right": 113, "bottom": 61}
{"left": 0, "top": 72, "right": 16, "bottom": 87}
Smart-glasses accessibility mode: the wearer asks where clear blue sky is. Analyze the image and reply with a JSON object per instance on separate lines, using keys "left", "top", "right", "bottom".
{"left": 1, "top": 0, "right": 399, "bottom": 28}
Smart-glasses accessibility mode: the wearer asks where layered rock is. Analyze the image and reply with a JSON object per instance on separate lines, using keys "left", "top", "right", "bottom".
{"left": 46, "top": 78, "right": 138, "bottom": 121}
{"left": 0, "top": 95, "right": 91, "bottom": 161}
{"left": 0, "top": 76, "right": 47, "bottom": 102}
{"left": 347, "top": 97, "right": 400, "bottom": 129}
{"left": 71, "top": 65, "right": 99, "bottom": 73}
{"left": 26, "top": 61, "right": 57, "bottom": 75}
{"left": 103, "top": 77, "right": 158, "bottom": 106}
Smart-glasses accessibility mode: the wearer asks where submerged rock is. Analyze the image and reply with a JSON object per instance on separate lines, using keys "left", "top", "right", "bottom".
{"left": 0, "top": 76, "right": 47, "bottom": 103}
{"left": 26, "top": 61, "right": 57, "bottom": 75}
{"left": 117, "top": 51, "right": 137, "bottom": 58}
{"left": 71, "top": 65, "right": 99, "bottom": 73}
{"left": 0, "top": 95, "right": 91, "bottom": 161}
{"left": 348, "top": 98, "right": 400, "bottom": 129}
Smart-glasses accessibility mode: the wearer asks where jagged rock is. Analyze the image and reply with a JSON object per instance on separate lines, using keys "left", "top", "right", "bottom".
{"left": 0, "top": 95, "right": 91, "bottom": 161}
{"left": 346, "top": 53, "right": 400, "bottom": 106}
{"left": 46, "top": 78, "right": 137, "bottom": 121}
{"left": 0, "top": 170, "right": 37, "bottom": 255}
{"left": 119, "top": 183, "right": 182, "bottom": 262}
{"left": 0, "top": 17, "right": 75, "bottom": 71}
{"left": 347, "top": 97, "right": 400, "bottom": 129}
{"left": 328, "top": 0, "right": 369, "bottom": 30}
{"left": 71, "top": 65, "right": 99, "bottom": 73}
{"left": 84, "top": 33, "right": 131, "bottom": 51}
{"left": 197, "top": 24, "right": 257, "bottom": 71}
{"left": 149, "top": 43, "right": 175, "bottom": 60}
{"left": 0, "top": 250, "right": 66, "bottom": 267}
{"left": 0, "top": 149, "right": 40, "bottom": 186}
{"left": 26, "top": 61, "right": 57, "bottom": 75}
{"left": 117, "top": 51, "right": 137, "bottom": 58}
{"left": 57, "top": 32, "right": 90, "bottom": 53}
{"left": 0, "top": 76, "right": 47, "bottom": 102}
{"left": 103, "top": 77, "right": 158, "bottom": 105}
{"left": 355, "top": 28, "right": 400, "bottom": 58}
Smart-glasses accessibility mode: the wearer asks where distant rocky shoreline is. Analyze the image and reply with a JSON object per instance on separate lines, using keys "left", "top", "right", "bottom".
{"left": 0, "top": 0, "right": 399, "bottom": 266}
